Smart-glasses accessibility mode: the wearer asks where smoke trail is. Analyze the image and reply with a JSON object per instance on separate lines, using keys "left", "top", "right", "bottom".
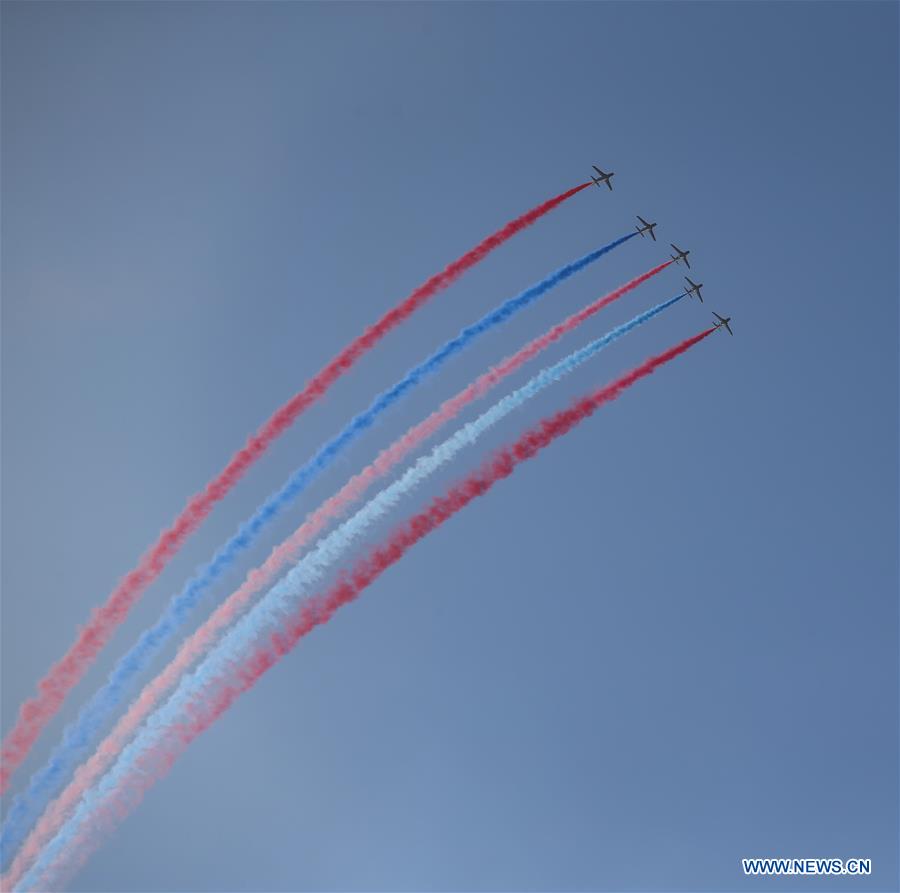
{"left": 0, "top": 182, "right": 591, "bottom": 795}
{"left": 2, "top": 269, "right": 675, "bottom": 891}
{"left": 2, "top": 261, "right": 674, "bottom": 893}
{"left": 18, "top": 327, "right": 715, "bottom": 893}
{"left": 1, "top": 232, "right": 636, "bottom": 866}
{"left": 130, "top": 294, "right": 690, "bottom": 724}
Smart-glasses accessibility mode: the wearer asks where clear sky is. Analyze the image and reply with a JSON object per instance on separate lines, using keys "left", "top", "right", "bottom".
{"left": 2, "top": 2, "right": 897, "bottom": 891}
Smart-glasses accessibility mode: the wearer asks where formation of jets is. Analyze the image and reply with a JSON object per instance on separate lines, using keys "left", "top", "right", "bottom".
{"left": 591, "top": 162, "right": 734, "bottom": 337}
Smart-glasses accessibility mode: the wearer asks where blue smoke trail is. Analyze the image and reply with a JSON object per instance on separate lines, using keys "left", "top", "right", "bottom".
{"left": 1, "top": 231, "right": 637, "bottom": 867}
{"left": 17, "top": 289, "right": 683, "bottom": 893}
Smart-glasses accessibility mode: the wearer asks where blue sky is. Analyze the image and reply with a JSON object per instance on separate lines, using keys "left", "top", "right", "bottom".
{"left": 2, "top": 2, "right": 897, "bottom": 890}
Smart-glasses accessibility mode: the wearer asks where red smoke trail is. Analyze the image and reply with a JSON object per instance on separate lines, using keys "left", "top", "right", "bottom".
{"left": 0, "top": 182, "right": 591, "bottom": 794}
{"left": 33, "top": 327, "right": 714, "bottom": 892}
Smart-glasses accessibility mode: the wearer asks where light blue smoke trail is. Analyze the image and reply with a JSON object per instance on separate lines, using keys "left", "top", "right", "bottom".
{"left": 1, "top": 231, "right": 637, "bottom": 868}
{"left": 18, "top": 288, "right": 682, "bottom": 893}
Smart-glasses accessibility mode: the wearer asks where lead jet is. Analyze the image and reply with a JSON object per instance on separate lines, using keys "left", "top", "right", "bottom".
{"left": 591, "top": 165, "right": 615, "bottom": 191}
{"left": 635, "top": 215, "right": 657, "bottom": 240}
{"left": 684, "top": 276, "right": 703, "bottom": 302}
{"left": 670, "top": 243, "right": 691, "bottom": 268}
{"left": 712, "top": 311, "right": 733, "bottom": 335}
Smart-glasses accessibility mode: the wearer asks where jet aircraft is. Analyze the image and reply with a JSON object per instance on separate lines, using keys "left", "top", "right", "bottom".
{"left": 635, "top": 215, "right": 657, "bottom": 240}
{"left": 670, "top": 243, "right": 691, "bottom": 268}
{"left": 684, "top": 276, "right": 703, "bottom": 302}
{"left": 712, "top": 312, "right": 733, "bottom": 335}
{"left": 591, "top": 165, "right": 614, "bottom": 191}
